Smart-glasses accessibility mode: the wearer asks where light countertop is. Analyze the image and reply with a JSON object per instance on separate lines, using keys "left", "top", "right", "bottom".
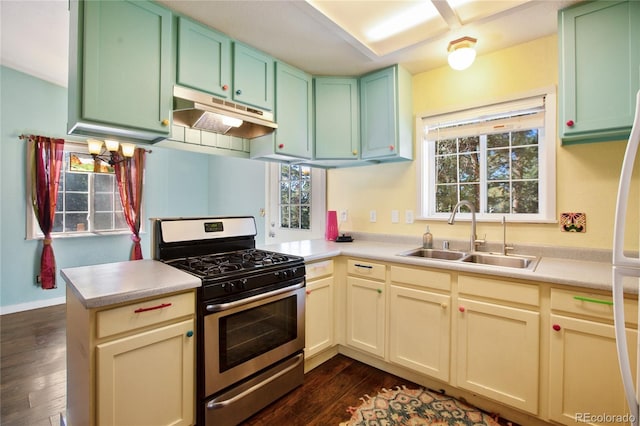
{"left": 61, "top": 259, "right": 201, "bottom": 309}
{"left": 258, "top": 239, "right": 638, "bottom": 294}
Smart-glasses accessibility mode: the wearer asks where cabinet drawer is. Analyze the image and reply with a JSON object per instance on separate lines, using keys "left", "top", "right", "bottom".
{"left": 347, "top": 259, "right": 386, "bottom": 281}
{"left": 96, "top": 291, "right": 195, "bottom": 339}
{"left": 390, "top": 265, "right": 451, "bottom": 291}
{"left": 306, "top": 260, "right": 334, "bottom": 281}
{"left": 550, "top": 288, "right": 637, "bottom": 325}
{"left": 458, "top": 275, "right": 539, "bottom": 307}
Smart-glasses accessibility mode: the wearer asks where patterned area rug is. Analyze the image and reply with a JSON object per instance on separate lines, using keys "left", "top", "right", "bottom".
{"left": 340, "top": 386, "right": 503, "bottom": 426}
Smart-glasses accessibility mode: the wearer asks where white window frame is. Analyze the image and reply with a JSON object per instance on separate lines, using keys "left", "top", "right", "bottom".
{"left": 26, "top": 141, "right": 136, "bottom": 240}
{"left": 416, "top": 87, "right": 557, "bottom": 223}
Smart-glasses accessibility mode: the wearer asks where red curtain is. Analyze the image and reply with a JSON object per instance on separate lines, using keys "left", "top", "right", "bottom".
{"left": 113, "top": 147, "right": 145, "bottom": 260}
{"left": 27, "top": 135, "right": 65, "bottom": 289}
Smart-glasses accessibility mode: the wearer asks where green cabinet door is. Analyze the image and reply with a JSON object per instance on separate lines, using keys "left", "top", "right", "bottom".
{"left": 233, "top": 43, "right": 274, "bottom": 111}
{"left": 314, "top": 77, "right": 360, "bottom": 159}
{"left": 176, "top": 17, "right": 232, "bottom": 99}
{"left": 69, "top": 0, "right": 172, "bottom": 142}
{"left": 559, "top": 0, "right": 640, "bottom": 144}
{"left": 360, "top": 65, "right": 413, "bottom": 161}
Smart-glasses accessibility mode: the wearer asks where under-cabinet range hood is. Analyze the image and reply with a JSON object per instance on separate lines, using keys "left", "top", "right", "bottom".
{"left": 172, "top": 85, "right": 277, "bottom": 139}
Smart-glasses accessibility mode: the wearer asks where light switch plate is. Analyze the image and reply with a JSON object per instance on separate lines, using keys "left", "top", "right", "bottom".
{"left": 340, "top": 210, "right": 348, "bottom": 222}
{"left": 369, "top": 210, "right": 377, "bottom": 222}
{"left": 391, "top": 210, "right": 399, "bottom": 223}
{"left": 405, "top": 210, "right": 414, "bottom": 224}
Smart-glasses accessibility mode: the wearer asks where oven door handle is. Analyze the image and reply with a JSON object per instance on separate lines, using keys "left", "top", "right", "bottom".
{"left": 206, "top": 353, "right": 304, "bottom": 410}
{"left": 205, "top": 281, "right": 304, "bottom": 313}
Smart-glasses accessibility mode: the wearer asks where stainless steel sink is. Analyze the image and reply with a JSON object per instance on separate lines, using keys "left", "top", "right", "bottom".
{"left": 461, "top": 253, "right": 538, "bottom": 269}
{"left": 397, "top": 248, "right": 538, "bottom": 270}
{"left": 398, "top": 248, "right": 467, "bottom": 261}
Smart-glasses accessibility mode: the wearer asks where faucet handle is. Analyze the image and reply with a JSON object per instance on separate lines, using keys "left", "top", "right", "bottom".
{"left": 475, "top": 233, "right": 487, "bottom": 244}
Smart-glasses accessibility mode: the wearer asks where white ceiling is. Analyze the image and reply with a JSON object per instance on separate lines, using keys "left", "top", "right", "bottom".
{"left": 0, "top": 0, "right": 581, "bottom": 88}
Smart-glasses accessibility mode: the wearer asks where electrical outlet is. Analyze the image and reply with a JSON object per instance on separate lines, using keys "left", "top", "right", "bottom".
{"left": 339, "top": 210, "right": 348, "bottom": 222}
{"left": 405, "top": 210, "right": 414, "bottom": 224}
{"left": 369, "top": 210, "right": 377, "bottom": 222}
{"left": 391, "top": 210, "right": 399, "bottom": 223}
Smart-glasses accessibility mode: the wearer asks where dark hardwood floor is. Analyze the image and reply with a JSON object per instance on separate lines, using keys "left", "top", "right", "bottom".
{"left": 0, "top": 304, "right": 418, "bottom": 426}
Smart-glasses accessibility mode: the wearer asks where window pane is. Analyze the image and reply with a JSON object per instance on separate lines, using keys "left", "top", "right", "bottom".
{"left": 435, "top": 185, "right": 458, "bottom": 213}
{"left": 94, "top": 193, "right": 113, "bottom": 211}
{"left": 278, "top": 164, "right": 312, "bottom": 231}
{"left": 513, "top": 129, "right": 538, "bottom": 146}
{"left": 280, "top": 182, "right": 289, "bottom": 204}
{"left": 487, "top": 148, "right": 510, "bottom": 181}
{"left": 65, "top": 193, "right": 88, "bottom": 212}
{"left": 280, "top": 165, "right": 290, "bottom": 180}
{"left": 290, "top": 181, "right": 300, "bottom": 204}
{"left": 290, "top": 206, "right": 300, "bottom": 228}
{"left": 459, "top": 153, "right": 479, "bottom": 182}
{"left": 436, "top": 139, "right": 457, "bottom": 155}
{"left": 512, "top": 146, "right": 538, "bottom": 179}
{"left": 65, "top": 213, "right": 88, "bottom": 232}
{"left": 65, "top": 173, "right": 88, "bottom": 191}
{"left": 115, "top": 212, "right": 128, "bottom": 229}
{"left": 94, "top": 212, "right": 113, "bottom": 230}
{"left": 94, "top": 174, "right": 114, "bottom": 192}
{"left": 437, "top": 156, "right": 457, "bottom": 184}
{"left": 53, "top": 213, "right": 64, "bottom": 233}
{"left": 459, "top": 184, "right": 479, "bottom": 210}
{"left": 280, "top": 206, "right": 290, "bottom": 228}
{"left": 301, "top": 206, "right": 310, "bottom": 230}
{"left": 487, "top": 133, "right": 509, "bottom": 148}
{"left": 513, "top": 181, "right": 539, "bottom": 213}
{"left": 488, "top": 182, "right": 510, "bottom": 213}
{"left": 459, "top": 136, "right": 479, "bottom": 153}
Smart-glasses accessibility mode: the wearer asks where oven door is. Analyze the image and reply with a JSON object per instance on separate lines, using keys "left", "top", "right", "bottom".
{"left": 203, "top": 280, "right": 305, "bottom": 396}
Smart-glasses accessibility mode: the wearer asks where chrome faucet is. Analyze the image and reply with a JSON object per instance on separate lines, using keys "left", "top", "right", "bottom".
{"left": 448, "top": 200, "right": 483, "bottom": 252}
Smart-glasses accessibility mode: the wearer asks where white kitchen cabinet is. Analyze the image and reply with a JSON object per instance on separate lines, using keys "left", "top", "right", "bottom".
{"left": 548, "top": 288, "right": 638, "bottom": 425}
{"left": 389, "top": 265, "right": 451, "bottom": 382}
{"left": 346, "top": 259, "right": 386, "bottom": 358}
{"left": 455, "top": 275, "right": 540, "bottom": 414}
{"left": 66, "top": 288, "right": 196, "bottom": 426}
{"left": 305, "top": 260, "right": 335, "bottom": 359}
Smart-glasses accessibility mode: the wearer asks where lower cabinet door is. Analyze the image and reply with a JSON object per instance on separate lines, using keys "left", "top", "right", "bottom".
{"left": 389, "top": 285, "right": 450, "bottom": 381}
{"left": 346, "top": 276, "right": 386, "bottom": 357}
{"left": 456, "top": 298, "right": 539, "bottom": 414}
{"left": 96, "top": 319, "right": 195, "bottom": 426}
{"left": 548, "top": 314, "right": 637, "bottom": 425}
{"left": 305, "top": 276, "right": 334, "bottom": 358}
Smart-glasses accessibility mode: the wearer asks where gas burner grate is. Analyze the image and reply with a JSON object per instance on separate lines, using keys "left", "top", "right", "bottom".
{"left": 167, "top": 249, "right": 295, "bottom": 278}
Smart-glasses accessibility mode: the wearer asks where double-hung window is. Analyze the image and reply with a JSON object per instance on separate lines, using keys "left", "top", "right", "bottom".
{"left": 418, "top": 89, "right": 556, "bottom": 222}
{"left": 27, "top": 142, "right": 129, "bottom": 239}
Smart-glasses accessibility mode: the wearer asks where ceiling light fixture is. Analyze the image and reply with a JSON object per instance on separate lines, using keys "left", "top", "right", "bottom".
{"left": 447, "top": 36, "right": 477, "bottom": 71}
{"left": 366, "top": 2, "right": 438, "bottom": 42}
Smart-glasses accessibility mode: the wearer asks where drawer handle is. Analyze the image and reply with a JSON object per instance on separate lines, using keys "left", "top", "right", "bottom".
{"left": 134, "top": 302, "right": 172, "bottom": 313}
{"left": 573, "top": 296, "right": 613, "bottom": 306}
{"left": 354, "top": 264, "right": 373, "bottom": 269}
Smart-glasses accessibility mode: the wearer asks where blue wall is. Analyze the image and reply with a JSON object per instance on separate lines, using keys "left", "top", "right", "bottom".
{"left": 0, "top": 66, "right": 266, "bottom": 313}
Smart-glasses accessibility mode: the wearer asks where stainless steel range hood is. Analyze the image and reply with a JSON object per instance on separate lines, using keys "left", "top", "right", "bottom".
{"left": 172, "top": 85, "right": 277, "bottom": 139}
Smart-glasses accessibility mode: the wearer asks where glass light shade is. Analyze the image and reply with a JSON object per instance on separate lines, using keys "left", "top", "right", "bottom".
{"left": 87, "top": 138, "right": 104, "bottom": 155}
{"left": 222, "top": 116, "right": 243, "bottom": 128}
{"left": 121, "top": 143, "right": 136, "bottom": 157}
{"left": 104, "top": 139, "right": 120, "bottom": 152}
{"left": 448, "top": 47, "right": 476, "bottom": 70}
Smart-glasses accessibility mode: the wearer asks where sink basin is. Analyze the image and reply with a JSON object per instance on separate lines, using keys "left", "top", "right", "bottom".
{"left": 461, "top": 253, "right": 537, "bottom": 269}
{"left": 398, "top": 248, "right": 467, "bottom": 261}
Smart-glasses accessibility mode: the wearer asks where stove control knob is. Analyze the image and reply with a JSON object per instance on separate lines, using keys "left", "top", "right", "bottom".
{"left": 237, "top": 279, "right": 247, "bottom": 290}
{"left": 223, "top": 282, "right": 234, "bottom": 293}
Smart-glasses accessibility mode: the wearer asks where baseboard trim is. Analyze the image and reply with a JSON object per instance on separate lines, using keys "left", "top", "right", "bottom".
{"left": 0, "top": 296, "right": 66, "bottom": 315}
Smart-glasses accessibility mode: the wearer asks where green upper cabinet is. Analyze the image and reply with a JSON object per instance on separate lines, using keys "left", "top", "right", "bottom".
{"left": 251, "top": 62, "right": 312, "bottom": 160}
{"left": 233, "top": 43, "right": 274, "bottom": 111}
{"left": 314, "top": 77, "right": 360, "bottom": 160}
{"left": 359, "top": 65, "right": 413, "bottom": 161}
{"left": 558, "top": 0, "right": 640, "bottom": 144}
{"left": 68, "top": 0, "right": 172, "bottom": 143}
{"left": 176, "top": 17, "right": 232, "bottom": 99}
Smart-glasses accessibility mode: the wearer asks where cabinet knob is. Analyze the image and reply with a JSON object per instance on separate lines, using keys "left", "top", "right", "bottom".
{"left": 352, "top": 150, "right": 358, "bottom": 156}
{"left": 389, "top": 145, "right": 395, "bottom": 151}
{"left": 222, "top": 84, "right": 229, "bottom": 91}
{"left": 186, "top": 330, "right": 194, "bottom": 338}
{"left": 278, "top": 143, "right": 284, "bottom": 149}
{"left": 566, "top": 120, "right": 574, "bottom": 127}
{"left": 161, "top": 119, "right": 169, "bottom": 127}
{"left": 552, "top": 324, "right": 562, "bottom": 331}
{"left": 377, "top": 288, "right": 382, "bottom": 294}
{"left": 236, "top": 89, "right": 242, "bottom": 95}
{"left": 458, "top": 306, "right": 465, "bottom": 313}
{"left": 306, "top": 290, "right": 311, "bottom": 295}
{"left": 441, "top": 303, "right": 448, "bottom": 309}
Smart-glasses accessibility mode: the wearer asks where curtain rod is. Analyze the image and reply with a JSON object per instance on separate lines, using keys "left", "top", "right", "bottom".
{"left": 18, "top": 134, "right": 152, "bottom": 154}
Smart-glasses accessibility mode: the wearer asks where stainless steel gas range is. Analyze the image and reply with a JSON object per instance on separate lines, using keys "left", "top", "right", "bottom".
{"left": 151, "top": 216, "right": 305, "bottom": 426}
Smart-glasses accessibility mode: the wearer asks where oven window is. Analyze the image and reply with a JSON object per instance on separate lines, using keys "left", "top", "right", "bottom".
{"left": 219, "top": 295, "right": 298, "bottom": 372}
